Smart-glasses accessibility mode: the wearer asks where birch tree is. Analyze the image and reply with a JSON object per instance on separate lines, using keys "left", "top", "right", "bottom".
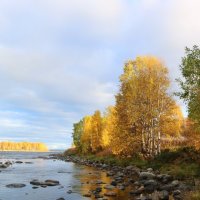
{"left": 115, "top": 56, "right": 183, "bottom": 157}
{"left": 90, "top": 110, "right": 103, "bottom": 153}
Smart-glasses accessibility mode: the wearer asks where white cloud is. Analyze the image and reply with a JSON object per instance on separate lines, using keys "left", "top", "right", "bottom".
{"left": 0, "top": 0, "right": 199, "bottom": 147}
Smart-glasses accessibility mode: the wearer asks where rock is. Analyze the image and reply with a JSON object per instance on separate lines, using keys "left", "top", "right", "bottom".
{"left": 126, "top": 165, "right": 134, "bottom": 170}
{"left": 158, "top": 190, "right": 169, "bottom": 200}
{"left": 118, "top": 185, "right": 125, "bottom": 190}
{"left": 56, "top": 198, "right": 65, "bottom": 200}
{"left": 130, "top": 186, "right": 144, "bottom": 195}
{"left": 173, "top": 190, "right": 181, "bottom": 196}
{"left": 0, "top": 164, "right": 8, "bottom": 168}
{"left": 159, "top": 182, "right": 177, "bottom": 192}
{"left": 110, "top": 181, "right": 117, "bottom": 186}
{"left": 45, "top": 179, "right": 59, "bottom": 184}
{"left": 104, "top": 191, "right": 117, "bottom": 196}
{"left": 104, "top": 185, "right": 115, "bottom": 190}
{"left": 30, "top": 179, "right": 59, "bottom": 187}
{"left": 157, "top": 174, "right": 173, "bottom": 184}
{"left": 96, "top": 180, "right": 104, "bottom": 184}
{"left": 6, "top": 183, "right": 26, "bottom": 188}
{"left": 173, "top": 195, "right": 182, "bottom": 200}
{"left": 136, "top": 196, "right": 152, "bottom": 200}
{"left": 134, "top": 181, "right": 141, "bottom": 186}
{"left": 25, "top": 162, "right": 33, "bottom": 164}
{"left": 116, "top": 172, "right": 124, "bottom": 177}
{"left": 15, "top": 161, "right": 23, "bottom": 164}
{"left": 171, "top": 180, "right": 179, "bottom": 187}
{"left": 30, "top": 180, "right": 42, "bottom": 186}
{"left": 83, "top": 193, "right": 91, "bottom": 197}
{"left": 106, "top": 171, "right": 114, "bottom": 176}
{"left": 163, "top": 175, "right": 173, "bottom": 184}
{"left": 32, "top": 186, "right": 39, "bottom": 189}
{"left": 95, "top": 187, "right": 102, "bottom": 193}
{"left": 147, "top": 168, "right": 153, "bottom": 172}
{"left": 140, "top": 172, "right": 155, "bottom": 180}
{"left": 102, "top": 164, "right": 107, "bottom": 168}
{"left": 41, "top": 185, "right": 47, "bottom": 188}
{"left": 67, "top": 190, "right": 72, "bottom": 194}
{"left": 5, "top": 161, "right": 12, "bottom": 165}
{"left": 94, "top": 194, "right": 103, "bottom": 198}
{"left": 45, "top": 180, "right": 60, "bottom": 186}
{"left": 144, "top": 179, "right": 158, "bottom": 193}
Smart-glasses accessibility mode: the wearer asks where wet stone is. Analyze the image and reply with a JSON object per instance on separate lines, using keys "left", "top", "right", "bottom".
{"left": 15, "top": 161, "right": 23, "bottom": 164}
{"left": 6, "top": 183, "right": 26, "bottom": 188}
{"left": 104, "top": 191, "right": 117, "bottom": 196}
{"left": 67, "top": 190, "right": 72, "bottom": 194}
{"left": 32, "top": 186, "right": 39, "bottom": 189}
{"left": 83, "top": 193, "right": 91, "bottom": 197}
{"left": 110, "top": 181, "right": 117, "bottom": 186}
{"left": 158, "top": 190, "right": 169, "bottom": 200}
{"left": 104, "top": 184, "right": 115, "bottom": 190}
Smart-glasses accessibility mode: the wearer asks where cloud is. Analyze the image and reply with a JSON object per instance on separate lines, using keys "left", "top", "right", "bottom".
{"left": 0, "top": 0, "right": 199, "bottom": 148}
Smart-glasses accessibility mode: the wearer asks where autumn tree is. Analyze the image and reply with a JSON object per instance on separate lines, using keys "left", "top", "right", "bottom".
{"left": 90, "top": 110, "right": 103, "bottom": 153}
{"left": 80, "top": 116, "right": 92, "bottom": 154}
{"left": 0, "top": 142, "right": 48, "bottom": 152}
{"left": 101, "top": 106, "right": 117, "bottom": 149}
{"left": 177, "top": 45, "right": 200, "bottom": 129}
{"left": 182, "top": 118, "right": 200, "bottom": 150}
{"left": 115, "top": 56, "right": 183, "bottom": 157}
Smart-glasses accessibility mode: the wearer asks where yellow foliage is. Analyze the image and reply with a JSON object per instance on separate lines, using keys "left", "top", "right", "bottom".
{"left": 72, "top": 56, "right": 184, "bottom": 158}
{"left": 0, "top": 141, "right": 48, "bottom": 152}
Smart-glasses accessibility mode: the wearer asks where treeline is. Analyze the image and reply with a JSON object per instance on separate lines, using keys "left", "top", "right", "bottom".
{"left": 0, "top": 142, "right": 48, "bottom": 152}
{"left": 72, "top": 47, "right": 200, "bottom": 158}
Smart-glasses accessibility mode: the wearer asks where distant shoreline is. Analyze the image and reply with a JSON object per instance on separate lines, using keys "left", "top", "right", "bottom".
{"left": 0, "top": 150, "right": 49, "bottom": 152}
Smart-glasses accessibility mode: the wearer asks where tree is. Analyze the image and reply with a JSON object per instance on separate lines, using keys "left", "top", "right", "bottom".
{"left": 177, "top": 45, "right": 200, "bottom": 128}
{"left": 0, "top": 142, "right": 48, "bottom": 151}
{"left": 90, "top": 110, "right": 103, "bottom": 153}
{"left": 80, "top": 116, "right": 92, "bottom": 154}
{"left": 115, "top": 56, "right": 183, "bottom": 157}
{"left": 72, "top": 119, "right": 84, "bottom": 151}
{"left": 102, "top": 106, "right": 117, "bottom": 149}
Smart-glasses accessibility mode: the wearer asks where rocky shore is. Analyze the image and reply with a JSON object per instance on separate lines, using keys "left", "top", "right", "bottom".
{"left": 0, "top": 154, "right": 194, "bottom": 200}
{"left": 55, "top": 154, "right": 193, "bottom": 200}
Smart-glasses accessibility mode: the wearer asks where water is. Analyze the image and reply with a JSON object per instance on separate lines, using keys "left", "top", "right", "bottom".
{"left": 0, "top": 152, "right": 131, "bottom": 200}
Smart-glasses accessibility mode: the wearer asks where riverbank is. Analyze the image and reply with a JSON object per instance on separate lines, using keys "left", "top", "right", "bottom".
{"left": 2, "top": 151, "right": 145, "bottom": 200}
{"left": 1, "top": 150, "right": 200, "bottom": 200}
{"left": 56, "top": 147, "right": 200, "bottom": 200}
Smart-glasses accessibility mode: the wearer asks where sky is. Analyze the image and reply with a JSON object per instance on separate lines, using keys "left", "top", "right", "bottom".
{"left": 0, "top": 0, "right": 200, "bottom": 149}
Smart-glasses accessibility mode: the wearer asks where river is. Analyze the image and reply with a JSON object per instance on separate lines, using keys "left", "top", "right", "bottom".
{"left": 0, "top": 152, "right": 131, "bottom": 200}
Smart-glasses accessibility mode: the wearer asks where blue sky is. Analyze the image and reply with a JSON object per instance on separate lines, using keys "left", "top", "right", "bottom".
{"left": 0, "top": 0, "right": 199, "bottom": 149}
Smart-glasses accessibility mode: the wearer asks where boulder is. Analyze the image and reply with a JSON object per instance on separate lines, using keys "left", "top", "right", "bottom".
{"left": 104, "top": 185, "right": 115, "bottom": 190}
{"left": 130, "top": 186, "right": 144, "bottom": 195}
{"left": 6, "top": 183, "right": 26, "bottom": 188}
{"left": 144, "top": 179, "right": 158, "bottom": 193}
{"left": 158, "top": 190, "right": 169, "bottom": 200}
{"left": 0, "top": 164, "right": 9, "bottom": 168}
{"left": 30, "top": 179, "right": 59, "bottom": 187}
{"left": 15, "top": 161, "right": 23, "bottom": 164}
{"left": 140, "top": 172, "right": 155, "bottom": 180}
{"left": 104, "top": 191, "right": 117, "bottom": 196}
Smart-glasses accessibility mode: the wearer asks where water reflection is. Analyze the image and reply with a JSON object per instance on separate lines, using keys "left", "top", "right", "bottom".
{"left": 0, "top": 152, "right": 136, "bottom": 200}
{"left": 75, "top": 166, "right": 134, "bottom": 200}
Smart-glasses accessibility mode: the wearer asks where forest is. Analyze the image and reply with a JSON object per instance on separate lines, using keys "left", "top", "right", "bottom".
{"left": 72, "top": 46, "right": 200, "bottom": 159}
{"left": 0, "top": 141, "right": 48, "bottom": 152}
